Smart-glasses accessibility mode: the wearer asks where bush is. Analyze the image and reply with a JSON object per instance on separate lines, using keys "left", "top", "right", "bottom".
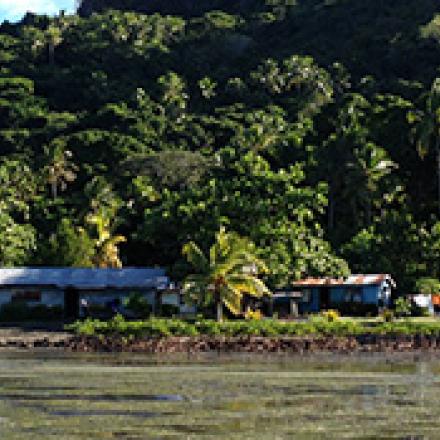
{"left": 87, "top": 304, "right": 113, "bottom": 319}
{"left": 394, "top": 297, "right": 411, "bottom": 317}
{"left": 321, "top": 309, "right": 339, "bottom": 322}
{"left": 245, "top": 309, "right": 263, "bottom": 320}
{"left": 0, "top": 302, "right": 29, "bottom": 321}
{"left": 415, "top": 278, "right": 440, "bottom": 295}
{"left": 66, "top": 317, "right": 440, "bottom": 339}
{"left": 0, "top": 302, "right": 63, "bottom": 322}
{"left": 334, "top": 302, "right": 379, "bottom": 317}
{"left": 123, "top": 292, "right": 152, "bottom": 318}
{"left": 160, "top": 303, "right": 180, "bottom": 318}
{"left": 382, "top": 309, "right": 394, "bottom": 323}
{"left": 411, "top": 305, "right": 431, "bottom": 318}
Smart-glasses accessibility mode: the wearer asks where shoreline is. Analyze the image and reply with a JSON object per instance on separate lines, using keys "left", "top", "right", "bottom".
{"left": 3, "top": 328, "right": 440, "bottom": 353}
{"left": 0, "top": 328, "right": 73, "bottom": 349}
{"left": 65, "top": 334, "right": 440, "bottom": 354}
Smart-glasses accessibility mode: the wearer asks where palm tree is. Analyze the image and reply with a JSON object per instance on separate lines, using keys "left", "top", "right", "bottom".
{"left": 45, "top": 24, "right": 62, "bottom": 65}
{"left": 346, "top": 143, "right": 396, "bottom": 225}
{"left": 44, "top": 142, "right": 77, "bottom": 199}
{"left": 87, "top": 208, "right": 126, "bottom": 268}
{"left": 409, "top": 78, "right": 440, "bottom": 214}
{"left": 182, "top": 227, "right": 271, "bottom": 321}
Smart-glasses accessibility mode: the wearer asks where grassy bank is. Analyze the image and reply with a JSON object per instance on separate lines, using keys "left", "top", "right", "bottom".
{"left": 66, "top": 315, "right": 440, "bottom": 338}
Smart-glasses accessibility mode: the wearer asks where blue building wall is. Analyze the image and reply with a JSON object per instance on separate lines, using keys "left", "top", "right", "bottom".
{"left": 298, "top": 283, "right": 388, "bottom": 314}
{"left": 363, "top": 286, "right": 379, "bottom": 304}
{"left": 299, "top": 288, "right": 320, "bottom": 314}
{"left": 329, "top": 287, "right": 346, "bottom": 303}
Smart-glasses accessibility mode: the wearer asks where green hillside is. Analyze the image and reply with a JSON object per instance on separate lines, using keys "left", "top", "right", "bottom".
{"left": 0, "top": 0, "right": 440, "bottom": 291}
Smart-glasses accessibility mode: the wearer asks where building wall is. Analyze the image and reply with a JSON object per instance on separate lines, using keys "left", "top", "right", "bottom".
{"left": 0, "top": 287, "right": 194, "bottom": 317}
{"left": 297, "top": 284, "right": 385, "bottom": 314}
{"left": 0, "top": 288, "right": 159, "bottom": 310}
{"left": 0, "top": 288, "right": 64, "bottom": 308}
{"left": 363, "top": 286, "right": 380, "bottom": 304}
{"left": 299, "top": 288, "right": 320, "bottom": 314}
{"left": 329, "top": 286, "right": 347, "bottom": 303}
{"left": 80, "top": 289, "right": 156, "bottom": 307}
{"left": 0, "top": 291, "right": 12, "bottom": 307}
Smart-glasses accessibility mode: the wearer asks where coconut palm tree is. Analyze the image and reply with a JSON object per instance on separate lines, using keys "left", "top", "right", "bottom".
{"left": 44, "top": 141, "right": 77, "bottom": 199}
{"left": 46, "top": 24, "right": 62, "bottom": 65}
{"left": 346, "top": 142, "right": 396, "bottom": 226}
{"left": 87, "top": 208, "right": 126, "bottom": 268}
{"left": 182, "top": 227, "right": 271, "bottom": 321}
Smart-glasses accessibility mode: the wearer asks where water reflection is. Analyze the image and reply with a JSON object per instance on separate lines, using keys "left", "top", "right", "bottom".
{"left": 0, "top": 351, "right": 439, "bottom": 439}
{"left": 0, "top": 393, "right": 185, "bottom": 402}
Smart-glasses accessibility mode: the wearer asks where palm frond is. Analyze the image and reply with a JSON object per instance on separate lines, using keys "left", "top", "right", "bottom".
{"left": 226, "top": 274, "right": 271, "bottom": 298}
{"left": 104, "top": 235, "right": 126, "bottom": 246}
{"left": 221, "top": 284, "right": 243, "bottom": 316}
{"left": 215, "top": 250, "right": 268, "bottom": 277}
{"left": 182, "top": 241, "right": 209, "bottom": 272}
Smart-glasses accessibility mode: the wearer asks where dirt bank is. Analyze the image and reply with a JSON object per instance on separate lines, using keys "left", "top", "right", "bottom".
{"left": 3, "top": 329, "right": 440, "bottom": 353}
{"left": 65, "top": 334, "right": 440, "bottom": 354}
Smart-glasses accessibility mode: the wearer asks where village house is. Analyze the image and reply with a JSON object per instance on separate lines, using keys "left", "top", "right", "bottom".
{"left": 274, "top": 274, "right": 396, "bottom": 316}
{"left": 0, "top": 267, "right": 178, "bottom": 319}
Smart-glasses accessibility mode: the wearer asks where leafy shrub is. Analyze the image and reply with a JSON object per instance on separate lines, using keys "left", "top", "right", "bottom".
{"left": 160, "top": 303, "right": 180, "bottom": 318}
{"left": 334, "top": 303, "right": 379, "bottom": 317}
{"left": 415, "top": 278, "right": 440, "bottom": 295}
{"left": 123, "top": 292, "right": 151, "bottom": 318}
{"left": 31, "top": 304, "right": 63, "bottom": 320}
{"left": 87, "top": 304, "right": 111, "bottom": 319}
{"left": 245, "top": 309, "right": 263, "bottom": 320}
{"left": 321, "top": 309, "right": 340, "bottom": 322}
{"left": 394, "top": 297, "right": 411, "bottom": 317}
{"left": 382, "top": 309, "right": 394, "bottom": 323}
{"left": 411, "top": 305, "right": 431, "bottom": 318}
{"left": 66, "top": 317, "right": 440, "bottom": 338}
{"left": 0, "top": 302, "right": 63, "bottom": 322}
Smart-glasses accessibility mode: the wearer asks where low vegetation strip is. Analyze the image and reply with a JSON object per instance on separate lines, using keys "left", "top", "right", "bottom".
{"left": 66, "top": 316, "right": 440, "bottom": 338}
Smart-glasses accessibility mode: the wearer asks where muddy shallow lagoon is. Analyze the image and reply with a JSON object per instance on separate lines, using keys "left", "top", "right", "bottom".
{"left": 0, "top": 351, "right": 439, "bottom": 439}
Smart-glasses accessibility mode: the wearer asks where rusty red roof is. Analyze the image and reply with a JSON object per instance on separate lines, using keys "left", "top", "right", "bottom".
{"left": 292, "top": 274, "right": 395, "bottom": 288}
{"left": 292, "top": 277, "right": 344, "bottom": 287}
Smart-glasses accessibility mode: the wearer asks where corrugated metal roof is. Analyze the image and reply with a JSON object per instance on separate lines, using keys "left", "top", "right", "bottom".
{"left": 0, "top": 268, "right": 168, "bottom": 290}
{"left": 344, "top": 274, "right": 393, "bottom": 286}
{"left": 292, "top": 274, "right": 395, "bottom": 288}
{"left": 292, "top": 278, "right": 344, "bottom": 287}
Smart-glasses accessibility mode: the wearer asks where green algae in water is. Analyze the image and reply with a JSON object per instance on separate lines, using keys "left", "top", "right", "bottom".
{"left": 0, "top": 352, "right": 439, "bottom": 439}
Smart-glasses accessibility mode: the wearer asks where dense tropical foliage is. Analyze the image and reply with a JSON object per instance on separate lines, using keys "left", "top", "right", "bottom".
{"left": 1, "top": 0, "right": 440, "bottom": 292}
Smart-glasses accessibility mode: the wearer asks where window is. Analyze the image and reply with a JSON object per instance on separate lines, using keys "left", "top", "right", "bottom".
{"left": 12, "top": 291, "right": 41, "bottom": 303}
{"left": 344, "top": 288, "right": 362, "bottom": 303}
{"left": 301, "top": 289, "right": 312, "bottom": 303}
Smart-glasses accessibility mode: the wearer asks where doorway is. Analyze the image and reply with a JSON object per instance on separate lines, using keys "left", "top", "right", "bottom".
{"left": 319, "top": 287, "right": 330, "bottom": 310}
{"left": 64, "top": 287, "right": 80, "bottom": 321}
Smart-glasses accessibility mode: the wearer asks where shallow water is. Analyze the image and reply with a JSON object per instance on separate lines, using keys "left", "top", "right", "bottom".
{"left": 0, "top": 351, "right": 439, "bottom": 439}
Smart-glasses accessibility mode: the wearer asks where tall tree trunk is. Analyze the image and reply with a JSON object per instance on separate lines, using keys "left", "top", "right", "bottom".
{"left": 216, "top": 301, "right": 223, "bottom": 322}
{"left": 215, "top": 290, "right": 223, "bottom": 322}
{"left": 51, "top": 181, "right": 58, "bottom": 199}
{"left": 48, "top": 42, "right": 55, "bottom": 65}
